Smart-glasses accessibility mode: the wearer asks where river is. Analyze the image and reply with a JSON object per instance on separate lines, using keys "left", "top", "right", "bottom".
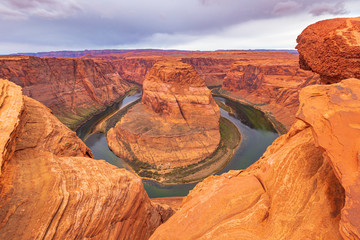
{"left": 77, "top": 93, "right": 279, "bottom": 198}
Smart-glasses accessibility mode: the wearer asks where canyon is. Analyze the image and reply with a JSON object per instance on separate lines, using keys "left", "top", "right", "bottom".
{"left": 0, "top": 15, "right": 358, "bottom": 240}
{"left": 151, "top": 16, "right": 360, "bottom": 240}
{"left": 107, "top": 59, "right": 221, "bottom": 172}
{"left": 0, "top": 79, "right": 173, "bottom": 239}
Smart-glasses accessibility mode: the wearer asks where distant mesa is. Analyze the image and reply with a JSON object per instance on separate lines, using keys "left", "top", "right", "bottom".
{"left": 107, "top": 59, "right": 221, "bottom": 170}
{"left": 296, "top": 17, "right": 360, "bottom": 84}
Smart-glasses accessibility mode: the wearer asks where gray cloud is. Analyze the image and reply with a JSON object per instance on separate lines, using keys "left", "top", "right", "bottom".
{"left": 0, "top": 0, "right": 356, "bottom": 54}
{"left": 272, "top": 1, "right": 302, "bottom": 15}
{"left": 309, "top": 1, "right": 349, "bottom": 16}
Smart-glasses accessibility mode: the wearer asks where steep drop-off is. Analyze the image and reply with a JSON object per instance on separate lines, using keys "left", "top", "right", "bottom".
{"left": 107, "top": 59, "right": 220, "bottom": 170}
{"left": 151, "top": 80, "right": 360, "bottom": 240}
{"left": 0, "top": 79, "right": 172, "bottom": 240}
{"left": 296, "top": 17, "right": 360, "bottom": 84}
{"left": 0, "top": 55, "right": 130, "bottom": 129}
{"left": 221, "top": 57, "right": 319, "bottom": 129}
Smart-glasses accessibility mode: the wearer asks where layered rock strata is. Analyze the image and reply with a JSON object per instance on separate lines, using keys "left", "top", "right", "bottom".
{"left": 107, "top": 60, "right": 220, "bottom": 169}
{"left": 296, "top": 17, "right": 360, "bottom": 84}
{"left": 0, "top": 79, "right": 172, "bottom": 239}
{"left": 0, "top": 55, "right": 130, "bottom": 129}
{"left": 151, "top": 80, "right": 360, "bottom": 240}
{"left": 222, "top": 59, "right": 319, "bottom": 129}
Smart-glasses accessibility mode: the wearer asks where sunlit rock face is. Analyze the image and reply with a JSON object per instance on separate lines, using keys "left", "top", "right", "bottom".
{"left": 0, "top": 55, "right": 130, "bottom": 129}
{"left": 222, "top": 59, "right": 319, "bottom": 129}
{"left": 107, "top": 59, "right": 220, "bottom": 169}
{"left": 296, "top": 17, "right": 360, "bottom": 84}
{"left": 297, "top": 79, "right": 360, "bottom": 239}
{"left": 0, "top": 79, "right": 173, "bottom": 240}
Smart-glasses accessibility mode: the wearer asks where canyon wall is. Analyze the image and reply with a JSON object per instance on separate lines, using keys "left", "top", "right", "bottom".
{"left": 151, "top": 79, "right": 360, "bottom": 240}
{"left": 107, "top": 59, "right": 220, "bottom": 169}
{"left": 222, "top": 59, "right": 319, "bottom": 129}
{"left": 0, "top": 55, "right": 130, "bottom": 129}
{"left": 151, "top": 17, "right": 360, "bottom": 240}
{"left": 0, "top": 79, "right": 172, "bottom": 239}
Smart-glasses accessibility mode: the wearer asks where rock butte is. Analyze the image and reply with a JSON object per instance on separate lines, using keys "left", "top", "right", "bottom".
{"left": 0, "top": 79, "right": 173, "bottom": 239}
{"left": 107, "top": 59, "right": 221, "bottom": 168}
{"left": 296, "top": 17, "right": 360, "bottom": 84}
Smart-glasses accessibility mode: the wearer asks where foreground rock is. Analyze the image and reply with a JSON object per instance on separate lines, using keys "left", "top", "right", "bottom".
{"left": 296, "top": 17, "right": 360, "bottom": 84}
{"left": 297, "top": 79, "right": 360, "bottom": 239}
{"left": 0, "top": 79, "right": 172, "bottom": 239}
{"left": 151, "top": 122, "right": 344, "bottom": 239}
{"left": 108, "top": 59, "right": 220, "bottom": 169}
{"left": 0, "top": 55, "right": 130, "bottom": 129}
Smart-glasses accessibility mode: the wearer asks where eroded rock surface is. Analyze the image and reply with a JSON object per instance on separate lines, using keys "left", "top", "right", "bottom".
{"left": 151, "top": 78, "right": 360, "bottom": 240}
{"left": 222, "top": 57, "right": 319, "bottom": 129}
{"left": 0, "top": 79, "right": 172, "bottom": 240}
{"left": 151, "top": 119, "right": 344, "bottom": 240}
{"left": 297, "top": 79, "right": 360, "bottom": 239}
{"left": 107, "top": 59, "right": 220, "bottom": 169}
{"left": 0, "top": 55, "right": 130, "bottom": 129}
{"left": 296, "top": 17, "right": 360, "bottom": 84}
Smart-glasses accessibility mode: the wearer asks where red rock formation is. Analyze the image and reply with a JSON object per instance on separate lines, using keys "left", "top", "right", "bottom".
{"left": 112, "top": 57, "right": 157, "bottom": 84}
{"left": 151, "top": 119, "right": 344, "bottom": 239}
{"left": 0, "top": 55, "right": 130, "bottom": 129}
{"left": 222, "top": 56, "right": 319, "bottom": 129}
{"left": 0, "top": 79, "right": 173, "bottom": 239}
{"left": 297, "top": 79, "right": 360, "bottom": 239}
{"left": 107, "top": 59, "right": 220, "bottom": 169}
{"left": 296, "top": 17, "right": 360, "bottom": 84}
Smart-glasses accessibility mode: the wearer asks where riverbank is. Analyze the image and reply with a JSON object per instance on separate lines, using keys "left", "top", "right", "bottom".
{"left": 212, "top": 88, "right": 288, "bottom": 134}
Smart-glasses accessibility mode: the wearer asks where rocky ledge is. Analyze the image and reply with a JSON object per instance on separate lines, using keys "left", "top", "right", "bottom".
{"left": 0, "top": 79, "right": 173, "bottom": 239}
{"left": 107, "top": 59, "right": 220, "bottom": 170}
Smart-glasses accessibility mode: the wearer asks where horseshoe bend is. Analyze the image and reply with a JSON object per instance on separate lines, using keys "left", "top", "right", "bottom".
{"left": 0, "top": 12, "right": 360, "bottom": 240}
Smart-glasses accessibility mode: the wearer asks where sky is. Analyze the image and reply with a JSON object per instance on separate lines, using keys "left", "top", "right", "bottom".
{"left": 0, "top": 0, "right": 359, "bottom": 54}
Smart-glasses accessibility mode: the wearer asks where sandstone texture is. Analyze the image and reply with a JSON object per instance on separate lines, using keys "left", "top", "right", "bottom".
{"left": 297, "top": 79, "right": 360, "bottom": 239}
{"left": 221, "top": 54, "right": 319, "bottom": 129}
{"left": 0, "top": 55, "right": 130, "bottom": 129}
{"left": 151, "top": 78, "right": 360, "bottom": 240}
{"left": 296, "top": 17, "right": 360, "bottom": 84}
{"left": 107, "top": 59, "right": 220, "bottom": 169}
{"left": 151, "top": 120, "right": 344, "bottom": 239}
{"left": 0, "top": 79, "right": 172, "bottom": 239}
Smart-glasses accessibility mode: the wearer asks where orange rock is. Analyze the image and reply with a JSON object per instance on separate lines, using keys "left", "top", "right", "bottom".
{"left": 297, "top": 78, "right": 360, "bottom": 239}
{"left": 107, "top": 59, "right": 220, "bottom": 169}
{"left": 296, "top": 17, "right": 360, "bottom": 84}
{"left": 0, "top": 79, "right": 173, "bottom": 239}
{"left": 222, "top": 55, "right": 319, "bottom": 129}
{"left": 0, "top": 79, "right": 24, "bottom": 174}
{"left": 150, "top": 119, "right": 344, "bottom": 240}
{"left": 0, "top": 55, "right": 130, "bottom": 129}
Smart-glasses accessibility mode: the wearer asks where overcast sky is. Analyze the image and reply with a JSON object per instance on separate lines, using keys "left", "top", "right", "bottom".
{"left": 0, "top": 0, "right": 359, "bottom": 54}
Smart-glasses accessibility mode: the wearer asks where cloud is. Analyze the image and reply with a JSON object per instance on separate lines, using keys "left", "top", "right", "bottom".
{"left": 4, "top": 0, "right": 82, "bottom": 19}
{"left": 272, "top": 1, "right": 302, "bottom": 15}
{"left": 309, "top": 1, "right": 349, "bottom": 16}
{"left": 0, "top": 0, "right": 355, "bottom": 54}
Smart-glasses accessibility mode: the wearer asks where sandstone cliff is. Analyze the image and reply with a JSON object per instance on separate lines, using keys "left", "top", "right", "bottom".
{"left": 151, "top": 80, "right": 360, "bottom": 240}
{"left": 296, "top": 17, "right": 360, "bottom": 84}
{"left": 0, "top": 79, "right": 172, "bottom": 239}
{"left": 107, "top": 59, "right": 220, "bottom": 169}
{"left": 0, "top": 55, "right": 130, "bottom": 129}
{"left": 221, "top": 55, "right": 319, "bottom": 129}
